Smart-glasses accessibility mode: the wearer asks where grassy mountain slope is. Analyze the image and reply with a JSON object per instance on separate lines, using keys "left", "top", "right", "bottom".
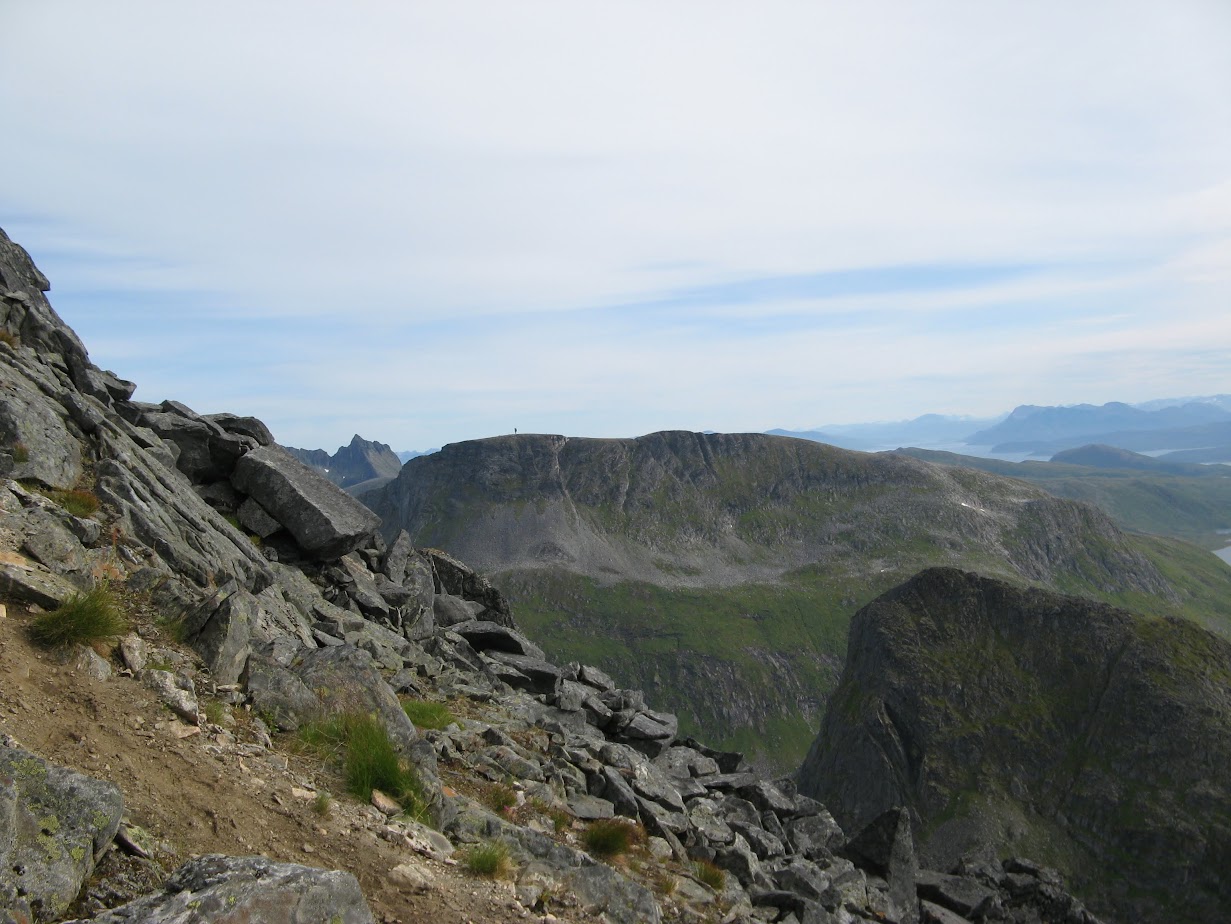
{"left": 364, "top": 431, "right": 1231, "bottom": 772}
{"left": 895, "top": 447, "right": 1231, "bottom": 550}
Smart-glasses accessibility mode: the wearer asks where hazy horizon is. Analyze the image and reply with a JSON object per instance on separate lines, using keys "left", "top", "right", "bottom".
{"left": 3, "top": 2, "right": 1228, "bottom": 450}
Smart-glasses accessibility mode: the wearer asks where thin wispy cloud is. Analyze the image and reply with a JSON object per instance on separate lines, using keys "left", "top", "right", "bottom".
{"left": 1, "top": 1, "right": 1228, "bottom": 449}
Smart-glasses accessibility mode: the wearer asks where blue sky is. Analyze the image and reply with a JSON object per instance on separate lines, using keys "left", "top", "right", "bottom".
{"left": 1, "top": 1, "right": 1229, "bottom": 451}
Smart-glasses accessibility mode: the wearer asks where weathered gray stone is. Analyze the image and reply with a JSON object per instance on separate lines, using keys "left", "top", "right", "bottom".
{"left": 0, "top": 551, "right": 78, "bottom": 608}
{"left": 293, "top": 643, "right": 408, "bottom": 732}
{"left": 19, "top": 514, "right": 88, "bottom": 579}
{"left": 381, "top": 529, "right": 414, "bottom": 584}
{"left": 915, "top": 869, "right": 995, "bottom": 919}
{"left": 688, "top": 799, "right": 735, "bottom": 847}
{"left": 919, "top": 899, "right": 973, "bottom": 924}
{"left": 450, "top": 620, "right": 545, "bottom": 660}
{"left": 424, "top": 549, "right": 514, "bottom": 627}
{"left": 141, "top": 401, "right": 252, "bottom": 483}
{"left": 484, "top": 651, "right": 562, "bottom": 696}
{"left": 432, "top": 592, "right": 483, "bottom": 628}
{"left": 237, "top": 497, "right": 282, "bottom": 539}
{"left": 140, "top": 669, "right": 199, "bottom": 724}
{"left": 94, "top": 438, "right": 274, "bottom": 593}
{"left": 731, "top": 820, "right": 786, "bottom": 859}
{"left": 243, "top": 655, "right": 320, "bottom": 731}
{"left": 205, "top": 413, "right": 276, "bottom": 447}
{"left": 578, "top": 663, "right": 617, "bottom": 692}
{"left": 231, "top": 446, "right": 380, "bottom": 559}
{"left": 787, "top": 809, "right": 845, "bottom": 860}
{"left": 0, "top": 745, "right": 123, "bottom": 923}
{"left": 842, "top": 808, "right": 918, "bottom": 924}
{"left": 656, "top": 745, "right": 721, "bottom": 779}
{"left": 0, "top": 361, "right": 83, "bottom": 489}
{"left": 71, "top": 645, "right": 112, "bottom": 682}
{"left": 88, "top": 854, "right": 375, "bottom": 923}
{"left": 180, "top": 580, "right": 255, "bottom": 685}
{"left": 569, "top": 794, "right": 615, "bottom": 820}
{"left": 767, "top": 856, "right": 832, "bottom": 901}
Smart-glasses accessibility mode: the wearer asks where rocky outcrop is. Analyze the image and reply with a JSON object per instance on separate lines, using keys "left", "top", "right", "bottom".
{"left": 231, "top": 446, "right": 381, "bottom": 560}
{"left": 799, "top": 567, "right": 1231, "bottom": 924}
{"left": 82, "top": 854, "right": 375, "bottom": 923}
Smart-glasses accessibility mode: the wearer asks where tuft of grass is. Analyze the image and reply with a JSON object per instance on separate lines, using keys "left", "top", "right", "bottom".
{"left": 0, "top": 330, "right": 18, "bottom": 348}
{"left": 29, "top": 585, "right": 128, "bottom": 649}
{"left": 693, "top": 859, "right": 726, "bottom": 890}
{"left": 463, "top": 840, "right": 513, "bottom": 878}
{"left": 47, "top": 488, "right": 101, "bottom": 518}
{"left": 313, "top": 792, "right": 333, "bottom": 817}
{"left": 483, "top": 782, "right": 518, "bottom": 814}
{"left": 298, "top": 713, "right": 426, "bottom": 817}
{"left": 202, "top": 700, "right": 227, "bottom": 726}
{"left": 582, "top": 818, "right": 642, "bottom": 858}
{"left": 401, "top": 698, "right": 457, "bottom": 730}
{"left": 11, "top": 441, "right": 29, "bottom": 464}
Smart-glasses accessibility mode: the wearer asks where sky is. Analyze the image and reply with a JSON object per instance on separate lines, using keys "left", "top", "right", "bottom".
{"left": 1, "top": 1, "right": 1229, "bottom": 452}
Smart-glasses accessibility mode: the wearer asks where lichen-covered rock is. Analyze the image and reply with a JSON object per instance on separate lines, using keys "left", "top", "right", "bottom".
{"left": 231, "top": 446, "right": 380, "bottom": 559}
{"left": 83, "top": 854, "right": 375, "bottom": 923}
{"left": 0, "top": 745, "right": 123, "bottom": 923}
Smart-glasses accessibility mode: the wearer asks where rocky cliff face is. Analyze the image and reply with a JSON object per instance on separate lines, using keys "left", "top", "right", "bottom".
{"left": 798, "top": 567, "right": 1231, "bottom": 924}
{"left": 286, "top": 434, "right": 402, "bottom": 493}
{"left": 0, "top": 227, "right": 1118, "bottom": 924}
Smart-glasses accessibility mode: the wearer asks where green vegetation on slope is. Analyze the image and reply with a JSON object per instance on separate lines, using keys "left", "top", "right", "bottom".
{"left": 895, "top": 448, "right": 1231, "bottom": 550}
{"left": 502, "top": 529, "right": 1231, "bottom": 774}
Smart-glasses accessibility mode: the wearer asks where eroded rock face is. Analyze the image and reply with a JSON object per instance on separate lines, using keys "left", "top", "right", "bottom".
{"left": 799, "top": 567, "right": 1231, "bottom": 924}
{"left": 85, "top": 854, "right": 375, "bottom": 924}
{"left": 231, "top": 446, "right": 380, "bottom": 560}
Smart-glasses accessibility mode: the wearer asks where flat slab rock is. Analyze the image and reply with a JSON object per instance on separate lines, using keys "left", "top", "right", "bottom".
{"left": 231, "top": 445, "right": 380, "bottom": 559}
{"left": 81, "top": 854, "right": 375, "bottom": 923}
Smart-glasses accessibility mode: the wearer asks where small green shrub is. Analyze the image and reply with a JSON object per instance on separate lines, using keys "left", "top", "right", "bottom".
{"left": 48, "top": 488, "right": 100, "bottom": 518}
{"left": 298, "top": 714, "right": 425, "bottom": 817}
{"left": 582, "top": 818, "right": 640, "bottom": 858}
{"left": 693, "top": 859, "right": 726, "bottom": 890}
{"left": 29, "top": 585, "right": 128, "bottom": 648}
{"left": 549, "top": 807, "right": 571, "bottom": 833}
{"left": 401, "top": 699, "right": 456, "bottom": 730}
{"left": 11, "top": 441, "right": 29, "bottom": 464}
{"left": 484, "top": 782, "right": 518, "bottom": 814}
{"left": 463, "top": 840, "right": 513, "bottom": 878}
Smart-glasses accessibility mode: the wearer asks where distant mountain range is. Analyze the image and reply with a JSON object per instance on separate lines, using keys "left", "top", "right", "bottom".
{"left": 775, "top": 394, "right": 1231, "bottom": 461}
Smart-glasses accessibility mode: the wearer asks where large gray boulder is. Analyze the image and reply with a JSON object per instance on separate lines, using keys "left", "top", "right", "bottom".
{"left": 0, "top": 745, "right": 124, "bottom": 923}
{"left": 231, "top": 446, "right": 380, "bottom": 559}
{"left": 139, "top": 401, "right": 253, "bottom": 483}
{"left": 84, "top": 854, "right": 374, "bottom": 923}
